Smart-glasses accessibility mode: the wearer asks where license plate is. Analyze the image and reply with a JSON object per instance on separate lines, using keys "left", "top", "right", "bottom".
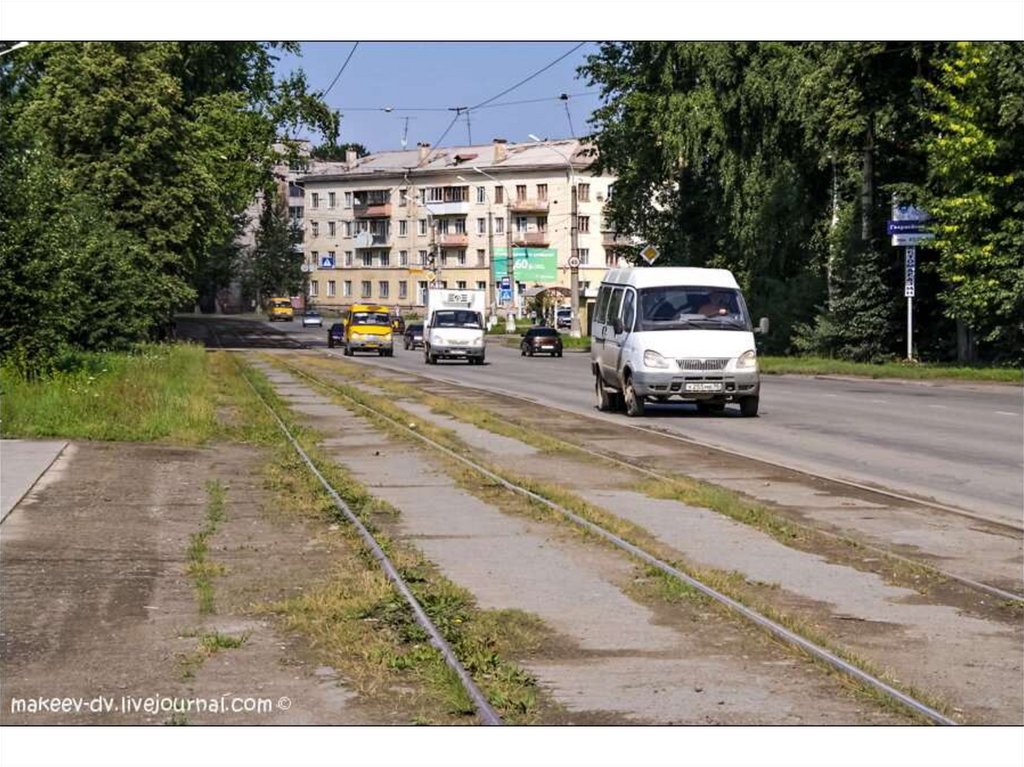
{"left": 685, "top": 382, "right": 723, "bottom": 392}
{"left": 450, "top": 350, "right": 465, "bottom": 355}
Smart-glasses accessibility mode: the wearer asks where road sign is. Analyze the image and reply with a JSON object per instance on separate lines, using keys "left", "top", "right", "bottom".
{"left": 499, "top": 287, "right": 513, "bottom": 303}
{"left": 319, "top": 255, "right": 335, "bottom": 269}
{"left": 888, "top": 220, "right": 929, "bottom": 235}
{"left": 892, "top": 232, "right": 934, "bottom": 246}
{"left": 904, "top": 246, "right": 916, "bottom": 298}
{"left": 500, "top": 276, "right": 511, "bottom": 290}
{"left": 568, "top": 255, "right": 581, "bottom": 269}
{"left": 639, "top": 244, "right": 660, "bottom": 265}
{"left": 425, "top": 271, "right": 436, "bottom": 282}
{"left": 891, "top": 203, "right": 930, "bottom": 222}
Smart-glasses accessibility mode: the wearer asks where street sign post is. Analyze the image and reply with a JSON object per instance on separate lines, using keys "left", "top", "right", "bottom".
{"left": 568, "top": 255, "right": 581, "bottom": 269}
{"left": 905, "top": 246, "right": 916, "bottom": 360}
{"left": 891, "top": 199, "right": 930, "bottom": 361}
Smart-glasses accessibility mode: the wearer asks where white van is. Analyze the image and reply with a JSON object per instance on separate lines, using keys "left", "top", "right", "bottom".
{"left": 424, "top": 288, "right": 487, "bottom": 365}
{"left": 590, "top": 267, "right": 768, "bottom": 417}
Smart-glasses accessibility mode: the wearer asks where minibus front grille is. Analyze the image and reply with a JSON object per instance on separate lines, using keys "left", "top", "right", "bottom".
{"left": 677, "top": 358, "right": 729, "bottom": 371}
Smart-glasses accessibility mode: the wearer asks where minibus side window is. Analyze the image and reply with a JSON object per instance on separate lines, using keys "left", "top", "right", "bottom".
{"left": 621, "top": 289, "right": 636, "bottom": 332}
{"left": 594, "top": 286, "right": 612, "bottom": 324}
{"left": 607, "top": 288, "right": 624, "bottom": 326}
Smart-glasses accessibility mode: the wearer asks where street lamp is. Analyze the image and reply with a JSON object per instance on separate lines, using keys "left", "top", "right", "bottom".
{"left": 528, "top": 134, "right": 581, "bottom": 338}
{"left": 471, "top": 166, "right": 517, "bottom": 328}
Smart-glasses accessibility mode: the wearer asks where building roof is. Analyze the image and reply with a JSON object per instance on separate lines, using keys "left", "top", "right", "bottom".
{"left": 298, "top": 138, "right": 599, "bottom": 184}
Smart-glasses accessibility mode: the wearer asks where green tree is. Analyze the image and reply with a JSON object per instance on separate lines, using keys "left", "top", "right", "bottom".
{"left": 918, "top": 42, "right": 1024, "bottom": 362}
{"left": 248, "top": 190, "right": 303, "bottom": 301}
{"left": 310, "top": 141, "right": 369, "bottom": 161}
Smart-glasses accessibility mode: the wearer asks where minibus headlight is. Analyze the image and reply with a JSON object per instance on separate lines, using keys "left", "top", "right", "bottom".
{"left": 644, "top": 350, "right": 670, "bottom": 369}
{"left": 736, "top": 349, "right": 758, "bottom": 370}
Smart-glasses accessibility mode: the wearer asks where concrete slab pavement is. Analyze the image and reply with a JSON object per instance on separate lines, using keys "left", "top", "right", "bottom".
{"left": 1, "top": 439, "right": 68, "bottom": 523}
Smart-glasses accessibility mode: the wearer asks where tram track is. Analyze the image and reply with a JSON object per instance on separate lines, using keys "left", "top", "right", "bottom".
{"left": 310, "top": 347, "right": 1024, "bottom": 604}
{"left": 211, "top": 327, "right": 503, "bottom": 726}
{"left": 266, "top": 353, "right": 960, "bottom": 726}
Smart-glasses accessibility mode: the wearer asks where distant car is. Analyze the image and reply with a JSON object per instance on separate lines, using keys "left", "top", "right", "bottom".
{"left": 556, "top": 308, "right": 572, "bottom": 330}
{"left": 403, "top": 323, "right": 424, "bottom": 350}
{"left": 521, "top": 327, "right": 563, "bottom": 357}
{"left": 301, "top": 310, "right": 323, "bottom": 328}
{"left": 391, "top": 316, "right": 406, "bottom": 334}
{"left": 327, "top": 322, "right": 344, "bottom": 348}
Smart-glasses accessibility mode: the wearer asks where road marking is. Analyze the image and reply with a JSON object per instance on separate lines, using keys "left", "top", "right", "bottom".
{"left": 869, "top": 399, "right": 888, "bottom": 404}
{"left": 927, "top": 404, "right": 948, "bottom": 409}
{"left": 995, "top": 411, "right": 1018, "bottom": 417}
{"left": 824, "top": 393, "right": 839, "bottom": 398}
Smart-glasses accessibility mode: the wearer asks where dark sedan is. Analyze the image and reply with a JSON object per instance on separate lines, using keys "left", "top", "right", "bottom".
{"left": 520, "top": 327, "right": 563, "bottom": 357}
{"left": 327, "top": 322, "right": 345, "bottom": 348}
{"left": 403, "top": 323, "right": 424, "bottom": 350}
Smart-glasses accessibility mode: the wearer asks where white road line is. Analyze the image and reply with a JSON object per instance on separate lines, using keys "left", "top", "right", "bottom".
{"left": 869, "top": 399, "right": 888, "bottom": 404}
{"left": 928, "top": 404, "right": 948, "bottom": 409}
{"left": 995, "top": 411, "right": 1019, "bottom": 417}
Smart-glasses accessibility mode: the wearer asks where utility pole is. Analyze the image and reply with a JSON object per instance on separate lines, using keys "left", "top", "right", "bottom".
{"left": 486, "top": 209, "right": 495, "bottom": 321}
{"left": 569, "top": 180, "right": 580, "bottom": 337}
{"left": 506, "top": 204, "right": 515, "bottom": 317}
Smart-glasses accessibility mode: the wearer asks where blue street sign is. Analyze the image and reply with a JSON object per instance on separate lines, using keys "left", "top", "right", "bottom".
{"left": 499, "top": 276, "right": 511, "bottom": 290}
{"left": 319, "top": 255, "right": 336, "bottom": 268}
{"left": 887, "top": 220, "right": 930, "bottom": 235}
{"left": 499, "top": 287, "right": 513, "bottom": 303}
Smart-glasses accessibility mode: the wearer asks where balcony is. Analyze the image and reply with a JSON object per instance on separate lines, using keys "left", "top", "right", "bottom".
{"left": 354, "top": 231, "right": 391, "bottom": 248}
{"left": 510, "top": 198, "right": 549, "bottom": 213}
{"left": 353, "top": 202, "right": 391, "bottom": 218}
{"left": 423, "top": 201, "right": 470, "bottom": 216}
{"left": 512, "top": 231, "right": 549, "bottom": 247}
{"left": 437, "top": 232, "right": 469, "bottom": 247}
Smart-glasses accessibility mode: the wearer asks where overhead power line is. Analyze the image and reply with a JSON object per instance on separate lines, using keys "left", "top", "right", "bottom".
{"left": 469, "top": 42, "right": 588, "bottom": 111}
{"left": 322, "top": 42, "right": 359, "bottom": 98}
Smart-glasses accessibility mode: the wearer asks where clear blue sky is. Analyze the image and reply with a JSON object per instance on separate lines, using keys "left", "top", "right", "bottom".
{"left": 273, "top": 42, "right": 604, "bottom": 152}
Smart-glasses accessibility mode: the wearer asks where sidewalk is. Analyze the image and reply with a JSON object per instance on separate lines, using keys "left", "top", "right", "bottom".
{"left": 0, "top": 440, "right": 67, "bottom": 523}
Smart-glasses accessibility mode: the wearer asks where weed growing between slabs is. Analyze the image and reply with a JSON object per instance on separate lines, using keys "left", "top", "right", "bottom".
{"left": 186, "top": 481, "right": 228, "bottom": 615}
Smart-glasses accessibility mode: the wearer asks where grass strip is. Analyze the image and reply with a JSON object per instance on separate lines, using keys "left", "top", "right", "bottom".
{"left": 759, "top": 355, "right": 1021, "bottom": 383}
{"left": 1, "top": 343, "right": 220, "bottom": 442}
{"left": 186, "top": 480, "right": 227, "bottom": 615}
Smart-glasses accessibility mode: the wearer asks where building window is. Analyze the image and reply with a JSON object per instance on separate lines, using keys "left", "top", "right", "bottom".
{"left": 328, "top": 250, "right": 336, "bottom": 265}
{"left": 328, "top": 221, "right": 336, "bottom": 237}
{"left": 380, "top": 251, "right": 390, "bottom": 267}
{"left": 399, "top": 250, "right": 408, "bottom": 266}
{"left": 309, "top": 280, "right": 319, "bottom": 297}
{"left": 476, "top": 186, "right": 486, "bottom": 204}
{"left": 399, "top": 281, "right": 408, "bottom": 299}
{"left": 440, "top": 281, "right": 448, "bottom": 289}
{"left": 417, "top": 281, "right": 428, "bottom": 304}
{"left": 516, "top": 184, "right": 527, "bottom": 201}
{"left": 362, "top": 253, "right": 372, "bottom": 267}
{"left": 311, "top": 192, "right": 320, "bottom": 209}
{"left": 378, "top": 281, "right": 389, "bottom": 298}
{"left": 343, "top": 280, "right": 352, "bottom": 297}
{"left": 399, "top": 220, "right": 407, "bottom": 237}
{"left": 440, "top": 252, "right": 448, "bottom": 267}
{"left": 494, "top": 186, "right": 504, "bottom": 204}
{"left": 311, "top": 250, "right": 319, "bottom": 265}
{"left": 344, "top": 192, "right": 352, "bottom": 208}
{"left": 418, "top": 219, "right": 427, "bottom": 236}
{"left": 344, "top": 221, "right": 352, "bottom": 237}
{"left": 327, "top": 280, "right": 336, "bottom": 297}
{"left": 418, "top": 250, "right": 428, "bottom": 265}
{"left": 361, "top": 280, "right": 371, "bottom": 298}
{"left": 399, "top": 188, "right": 408, "bottom": 207}
{"left": 456, "top": 280, "right": 467, "bottom": 290}
{"left": 515, "top": 217, "right": 527, "bottom": 233}
{"left": 537, "top": 216, "right": 548, "bottom": 233}
{"left": 476, "top": 281, "right": 486, "bottom": 291}
{"left": 476, "top": 249, "right": 485, "bottom": 266}
{"left": 579, "top": 247, "right": 590, "bottom": 265}
{"left": 329, "top": 192, "right": 336, "bottom": 208}
{"left": 577, "top": 215, "right": 590, "bottom": 233}
{"left": 457, "top": 250, "right": 466, "bottom": 266}
{"left": 537, "top": 183, "right": 548, "bottom": 201}
{"left": 605, "top": 251, "right": 617, "bottom": 267}
{"left": 477, "top": 217, "right": 486, "bottom": 235}
{"left": 494, "top": 218, "right": 504, "bottom": 234}
{"left": 453, "top": 218, "right": 466, "bottom": 234}
{"left": 344, "top": 251, "right": 353, "bottom": 266}
{"left": 578, "top": 183, "right": 590, "bottom": 202}
{"left": 311, "top": 221, "right": 319, "bottom": 237}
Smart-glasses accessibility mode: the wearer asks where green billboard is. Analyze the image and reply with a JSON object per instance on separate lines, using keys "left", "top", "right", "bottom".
{"left": 492, "top": 248, "right": 558, "bottom": 283}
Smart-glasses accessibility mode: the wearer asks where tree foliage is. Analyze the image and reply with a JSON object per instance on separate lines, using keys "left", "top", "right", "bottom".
{"left": 581, "top": 42, "right": 1023, "bottom": 363}
{"left": 0, "top": 42, "right": 337, "bottom": 373}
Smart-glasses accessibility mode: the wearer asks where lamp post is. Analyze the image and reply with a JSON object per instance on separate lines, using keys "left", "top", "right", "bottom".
{"left": 458, "top": 174, "right": 497, "bottom": 326}
{"left": 471, "top": 166, "right": 516, "bottom": 323}
{"left": 528, "top": 134, "right": 580, "bottom": 338}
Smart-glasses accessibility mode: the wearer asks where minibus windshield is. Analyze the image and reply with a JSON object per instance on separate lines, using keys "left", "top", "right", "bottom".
{"left": 637, "top": 286, "right": 751, "bottom": 331}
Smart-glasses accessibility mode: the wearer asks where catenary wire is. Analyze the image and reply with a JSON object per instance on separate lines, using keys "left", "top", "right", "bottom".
{"left": 322, "top": 42, "right": 360, "bottom": 98}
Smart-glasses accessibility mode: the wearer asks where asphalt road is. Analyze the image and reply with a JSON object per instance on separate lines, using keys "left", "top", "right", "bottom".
{"left": 257, "top": 319, "right": 1024, "bottom": 525}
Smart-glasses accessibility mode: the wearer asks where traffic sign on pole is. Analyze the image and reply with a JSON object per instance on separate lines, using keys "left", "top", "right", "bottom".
{"left": 639, "top": 244, "right": 659, "bottom": 265}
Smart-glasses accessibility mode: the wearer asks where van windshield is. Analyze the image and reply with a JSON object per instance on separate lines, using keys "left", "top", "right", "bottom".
{"left": 272, "top": 300, "right": 292, "bottom": 308}
{"left": 433, "top": 310, "right": 482, "bottom": 329}
{"left": 637, "top": 286, "right": 751, "bottom": 331}
{"left": 351, "top": 312, "right": 391, "bottom": 326}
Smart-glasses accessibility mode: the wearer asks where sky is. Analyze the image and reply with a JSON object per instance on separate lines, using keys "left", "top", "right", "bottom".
{"left": 272, "top": 42, "right": 604, "bottom": 153}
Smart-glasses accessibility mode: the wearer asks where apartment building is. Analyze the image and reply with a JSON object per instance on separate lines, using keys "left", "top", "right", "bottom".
{"left": 298, "top": 138, "right": 627, "bottom": 314}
